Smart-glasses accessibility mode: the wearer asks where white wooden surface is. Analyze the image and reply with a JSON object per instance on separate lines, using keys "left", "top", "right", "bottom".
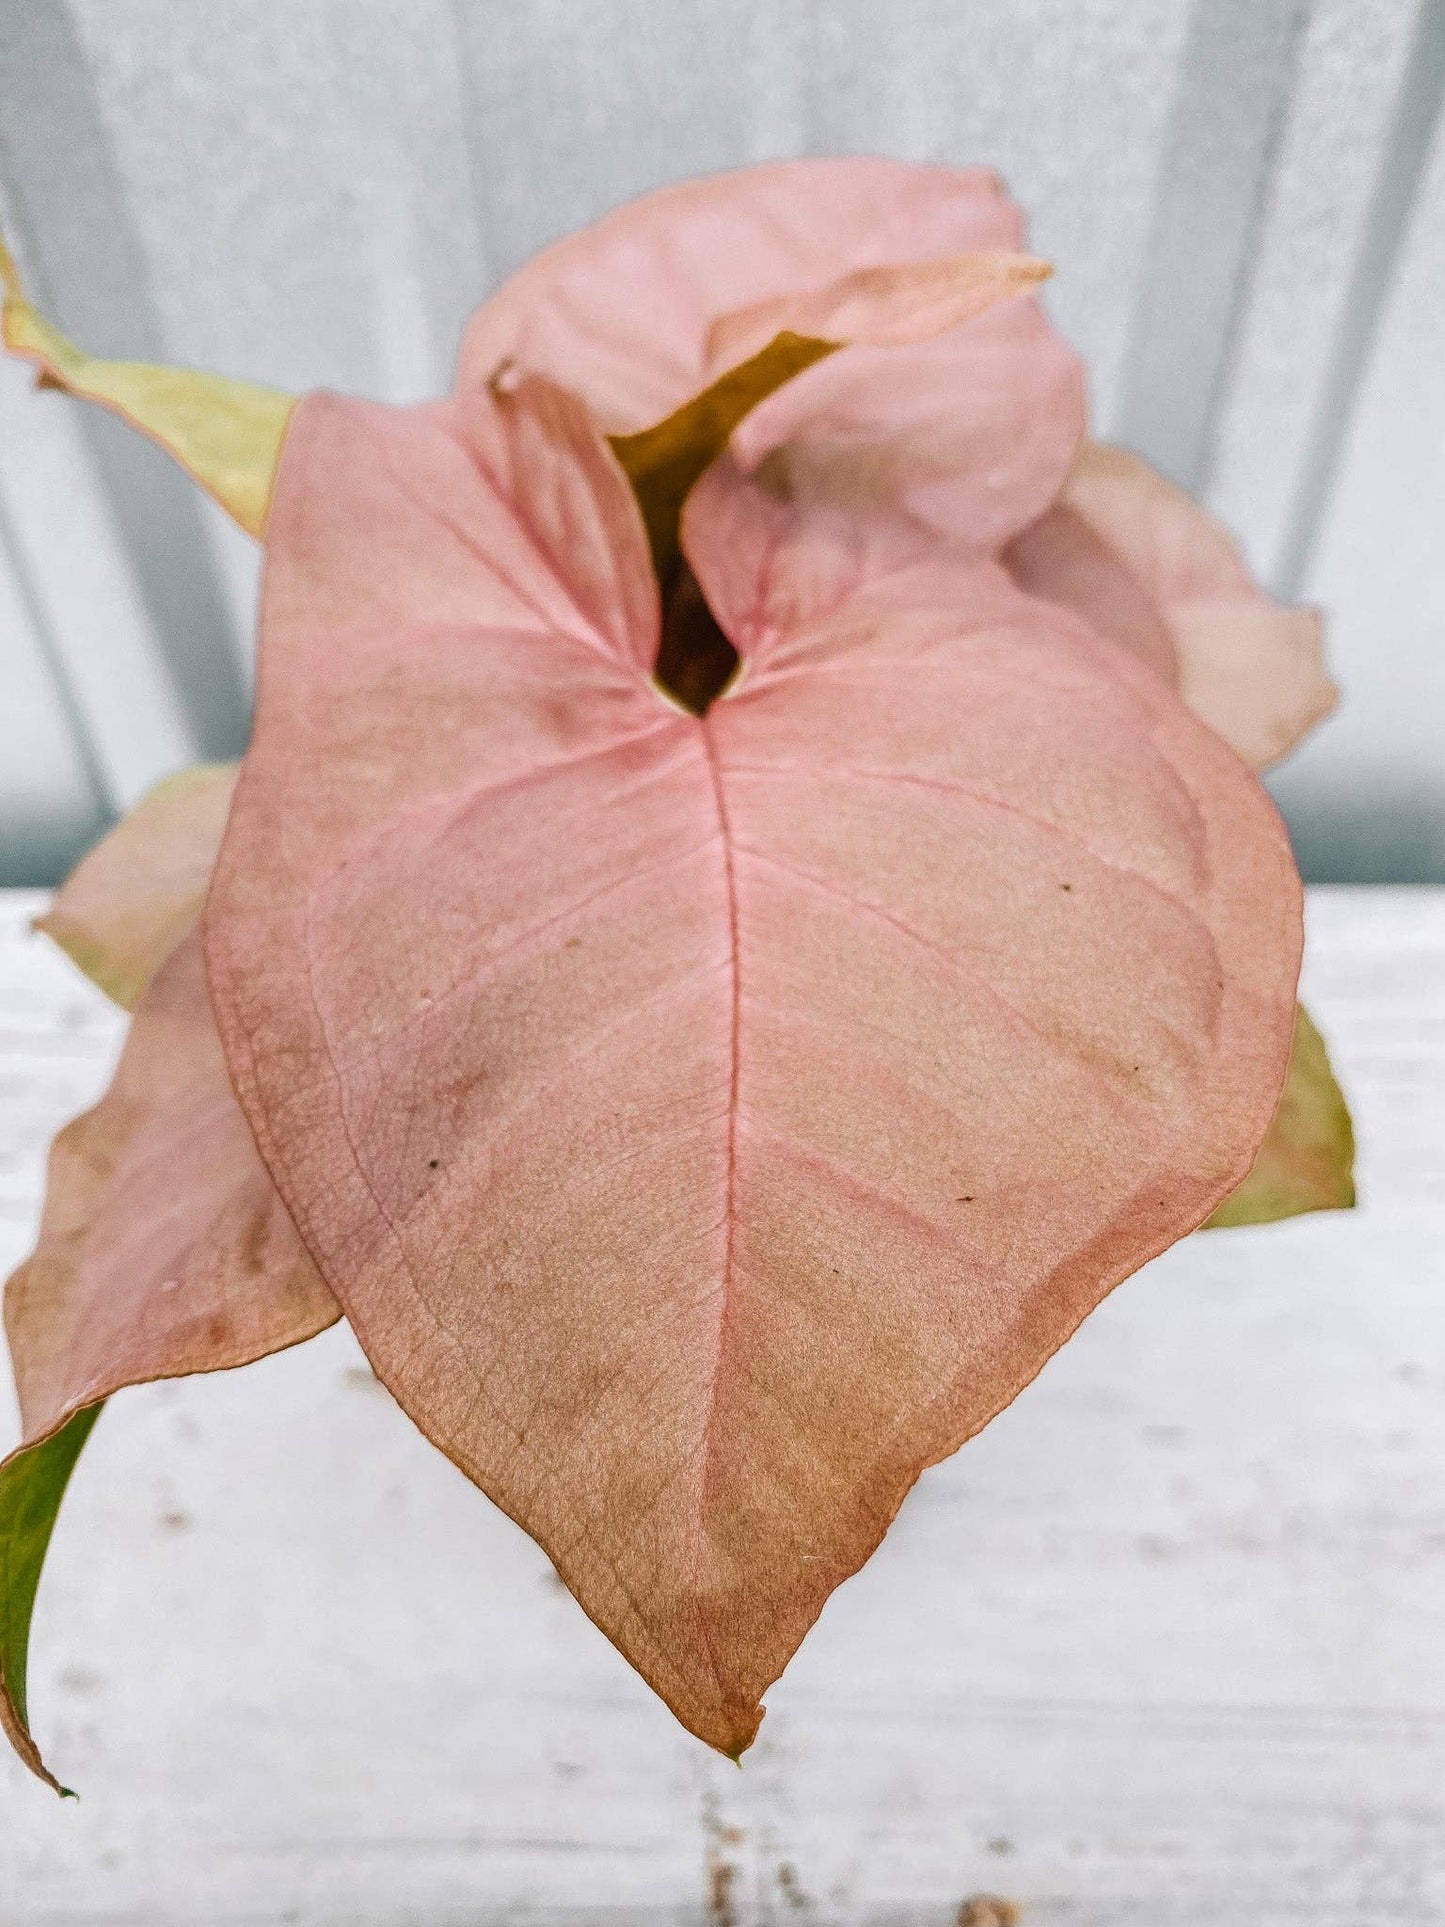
{"left": 0, "top": 886, "right": 1443, "bottom": 1925}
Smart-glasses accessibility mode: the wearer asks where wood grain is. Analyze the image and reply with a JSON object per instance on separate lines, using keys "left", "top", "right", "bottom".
{"left": 0, "top": 886, "right": 1441, "bottom": 1924}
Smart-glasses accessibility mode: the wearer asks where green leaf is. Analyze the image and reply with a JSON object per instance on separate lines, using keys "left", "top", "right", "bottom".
{"left": 0, "top": 1405, "right": 103, "bottom": 1796}
{"left": 1205, "top": 1003, "right": 1356, "bottom": 1229}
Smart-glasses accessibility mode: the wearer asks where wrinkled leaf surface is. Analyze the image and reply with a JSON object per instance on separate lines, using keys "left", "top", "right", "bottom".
{"left": 459, "top": 160, "right": 1084, "bottom": 557}
{"left": 610, "top": 250, "right": 1047, "bottom": 592}
{"left": 206, "top": 377, "right": 1301, "bottom": 1757}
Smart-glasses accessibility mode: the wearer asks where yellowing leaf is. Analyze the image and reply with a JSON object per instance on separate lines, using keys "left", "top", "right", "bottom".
{"left": 1205, "top": 1004, "right": 1355, "bottom": 1228}
{"left": 1, "top": 236, "right": 293, "bottom": 538}
{"left": 35, "top": 763, "right": 238, "bottom": 1009}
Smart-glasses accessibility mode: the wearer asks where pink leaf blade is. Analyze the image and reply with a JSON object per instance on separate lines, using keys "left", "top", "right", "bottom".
{"left": 1013, "top": 442, "right": 1337, "bottom": 769}
{"left": 1, "top": 930, "right": 339, "bottom": 1789}
{"left": 207, "top": 390, "right": 1301, "bottom": 1758}
{"left": 457, "top": 159, "right": 1024, "bottom": 430}
{"left": 702, "top": 250, "right": 1050, "bottom": 372}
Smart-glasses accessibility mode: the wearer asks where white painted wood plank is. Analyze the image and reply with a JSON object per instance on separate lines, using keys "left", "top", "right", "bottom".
{"left": 0, "top": 888, "right": 1441, "bottom": 1923}
{"left": 0, "top": 345, "right": 197, "bottom": 812}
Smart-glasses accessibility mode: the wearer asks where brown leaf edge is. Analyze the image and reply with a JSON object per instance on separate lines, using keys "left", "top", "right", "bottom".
{"left": 0, "top": 1405, "right": 102, "bottom": 1796}
{"left": 1205, "top": 1003, "right": 1355, "bottom": 1228}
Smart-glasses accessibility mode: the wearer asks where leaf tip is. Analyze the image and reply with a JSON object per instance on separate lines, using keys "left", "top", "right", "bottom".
{"left": 0, "top": 1675, "right": 71, "bottom": 1799}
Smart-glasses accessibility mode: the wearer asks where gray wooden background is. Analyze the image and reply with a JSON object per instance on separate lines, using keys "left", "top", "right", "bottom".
{"left": 1, "top": 0, "right": 1443, "bottom": 886}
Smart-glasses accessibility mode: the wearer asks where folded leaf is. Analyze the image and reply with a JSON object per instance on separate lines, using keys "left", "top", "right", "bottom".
{"left": 1205, "top": 1004, "right": 1355, "bottom": 1228}
{"left": 611, "top": 252, "right": 1046, "bottom": 597}
{"left": 1, "top": 930, "right": 339, "bottom": 1789}
{"left": 703, "top": 251, "right": 1050, "bottom": 371}
{"left": 206, "top": 381, "right": 1301, "bottom": 1759}
{"left": 1, "top": 236, "right": 292, "bottom": 538}
{"left": 459, "top": 159, "right": 1027, "bottom": 429}
{"left": 1026, "top": 443, "right": 1336, "bottom": 769}
{"left": 35, "top": 763, "right": 238, "bottom": 1009}
{"left": 460, "top": 160, "right": 1085, "bottom": 559}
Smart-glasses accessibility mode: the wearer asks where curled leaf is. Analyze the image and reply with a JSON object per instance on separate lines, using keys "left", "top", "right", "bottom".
{"left": 461, "top": 161, "right": 1085, "bottom": 558}
{"left": 459, "top": 159, "right": 1028, "bottom": 429}
{"left": 205, "top": 379, "right": 1300, "bottom": 1758}
{"left": 1, "top": 931, "right": 338, "bottom": 1788}
{"left": 1, "top": 235, "right": 292, "bottom": 538}
{"left": 1014, "top": 443, "right": 1335, "bottom": 769}
{"left": 611, "top": 250, "right": 1049, "bottom": 594}
{"left": 1205, "top": 1004, "right": 1355, "bottom": 1228}
{"left": 34, "top": 763, "right": 237, "bottom": 1009}
{"left": 703, "top": 250, "right": 1049, "bottom": 370}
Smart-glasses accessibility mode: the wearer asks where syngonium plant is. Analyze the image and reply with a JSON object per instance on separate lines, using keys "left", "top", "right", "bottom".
{"left": 0, "top": 159, "right": 1354, "bottom": 1795}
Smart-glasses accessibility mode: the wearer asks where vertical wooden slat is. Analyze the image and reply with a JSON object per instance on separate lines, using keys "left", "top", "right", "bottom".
{"left": 1113, "top": 0, "right": 1313, "bottom": 488}
{"left": 0, "top": 349, "right": 198, "bottom": 812}
{"left": 0, "top": 0, "right": 250, "bottom": 763}
{"left": 0, "top": 500, "right": 106, "bottom": 886}
{"left": 1274, "top": 0, "right": 1445, "bottom": 598}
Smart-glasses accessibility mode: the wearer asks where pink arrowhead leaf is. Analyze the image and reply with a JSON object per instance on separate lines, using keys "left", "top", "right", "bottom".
{"left": 1, "top": 929, "right": 338, "bottom": 1789}
{"left": 205, "top": 342, "right": 1301, "bottom": 1757}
